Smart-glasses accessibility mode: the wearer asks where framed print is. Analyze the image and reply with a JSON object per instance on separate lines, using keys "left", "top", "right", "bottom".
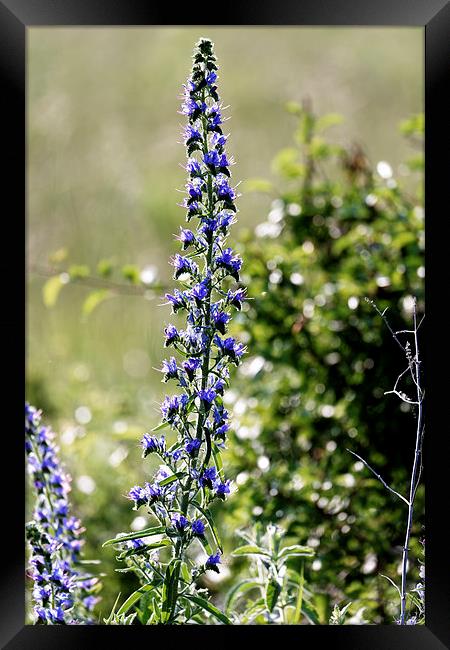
{"left": 1, "top": 0, "right": 449, "bottom": 647}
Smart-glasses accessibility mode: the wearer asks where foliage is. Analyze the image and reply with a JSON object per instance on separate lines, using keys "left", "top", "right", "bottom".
{"left": 226, "top": 100, "right": 424, "bottom": 622}
{"left": 227, "top": 523, "right": 316, "bottom": 624}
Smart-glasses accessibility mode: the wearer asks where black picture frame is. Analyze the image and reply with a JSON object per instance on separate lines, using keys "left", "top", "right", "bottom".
{"left": 2, "top": 0, "right": 448, "bottom": 647}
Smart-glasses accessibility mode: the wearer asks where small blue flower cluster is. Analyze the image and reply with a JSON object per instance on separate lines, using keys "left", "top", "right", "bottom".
{"left": 124, "top": 38, "right": 246, "bottom": 579}
{"left": 25, "top": 403, "right": 100, "bottom": 624}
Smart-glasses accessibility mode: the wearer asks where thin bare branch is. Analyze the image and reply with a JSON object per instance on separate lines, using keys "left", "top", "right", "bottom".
{"left": 346, "top": 449, "right": 410, "bottom": 506}
{"left": 383, "top": 390, "right": 420, "bottom": 405}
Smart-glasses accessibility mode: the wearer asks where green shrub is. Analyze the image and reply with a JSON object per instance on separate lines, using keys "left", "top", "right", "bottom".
{"left": 225, "top": 102, "right": 424, "bottom": 623}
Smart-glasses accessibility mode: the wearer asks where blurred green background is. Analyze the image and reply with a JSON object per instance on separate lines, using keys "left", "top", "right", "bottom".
{"left": 26, "top": 27, "right": 423, "bottom": 621}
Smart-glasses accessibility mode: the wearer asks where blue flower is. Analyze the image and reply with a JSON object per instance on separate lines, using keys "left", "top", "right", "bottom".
{"left": 164, "top": 323, "right": 179, "bottom": 347}
{"left": 186, "top": 159, "right": 202, "bottom": 175}
{"left": 206, "top": 105, "right": 223, "bottom": 131}
{"left": 227, "top": 288, "right": 246, "bottom": 310}
{"left": 217, "top": 211, "right": 234, "bottom": 230}
{"left": 140, "top": 433, "right": 166, "bottom": 458}
{"left": 191, "top": 279, "right": 209, "bottom": 305}
{"left": 206, "top": 70, "right": 217, "bottom": 85}
{"left": 199, "top": 466, "right": 217, "bottom": 489}
{"left": 215, "top": 175, "right": 235, "bottom": 203}
{"left": 172, "top": 449, "right": 183, "bottom": 461}
{"left": 213, "top": 404, "right": 227, "bottom": 422}
{"left": 214, "top": 480, "right": 231, "bottom": 500}
{"left": 171, "top": 513, "right": 189, "bottom": 532}
{"left": 219, "top": 153, "right": 230, "bottom": 168}
{"left": 184, "top": 199, "right": 201, "bottom": 219}
{"left": 180, "top": 98, "right": 207, "bottom": 117}
{"left": 199, "top": 218, "right": 219, "bottom": 242}
{"left": 211, "top": 304, "right": 230, "bottom": 334}
{"left": 187, "top": 177, "right": 204, "bottom": 200}
{"left": 198, "top": 388, "right": 217, "bottom": 408}
{"left": 171, "top": 254, "right": 198, "bottom": 279}
{"left": 182, "top": 357, "right": 202, "bottom": 381}
{"left": 214, "top": 377, "right": 227, "bottom": 395}
{"left": 83, "top": 595, "right": 100, "bottom": 612}
{"left": 215, "top": 423, "right": 229, "bottom": 440}
{"left": 205, "top": 552, "right": 221, "bottom": 573}
{"left": 178, "top": 228, "right": 195, "bottom": 250}
{"left": 49, "top": 606, "right": 66, "bottom": 624}
{"left": 185, "top": 438, "right": 201, "bottom": 455}
{"left": 203, "top": 150, "right": 221, "bottom": 167}
{"left": 215, "top": 247, "right": 242, "bottom": 280}
{"left": 184, "top": 125, "right": 201, "bottom": 144}
{"left": 128, "top": 539, "right": 145, "bottom": 550}
{"left": 165, "top": 289, "right": 187, "bottom": 313}
{"left": 161, "top": 357, "right": 179, "bottom": 382}
{"left": 145, "top": 482, "right": 163, "bottom": 503}
{"left": 214, "top": 335, "right": 246, "bottom": 364}
{"left": 127, "top": 485, "right": 148, "bottom": 509}
{"left": 211, "top": 132, "right": 227, "bottom": 149}
{"left": 161, "top": 394, "right": 187, "bottom": 423}
{"left": 192, "top": 519, "right": 205, "bottom": 536}
{"left": 182, "top": 327, "right": 205, "bottom": 354}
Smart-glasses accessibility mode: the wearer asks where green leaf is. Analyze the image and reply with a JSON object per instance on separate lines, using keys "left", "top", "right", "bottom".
{"left": 48, "top": 247, "right": 68, "bottom": 264}
{"left": 329, "top": 602, "right": 352, "bottom": 625}
{"left": 117, "top": 539, "right": 171, "bottom": 560}
{"left": 292, "top": 561, "right": 304, "bottom": 624}
{"left": 242, "top": 178, "right": 274, "bottom": 194}
{"left": 191, "top": 500, "right": 223, "bottom": 552}
{"left": 225, "top": 578, "right": 261, "bottom": 613}
{"left": 240, "top": 597, "right": 266, "bottom": 622}
{"left": 197, "top": 533, "right": 214, "bottom": 556}
{"left": 161, "top": 559, "right": 181, "bottom": 624}
{"left": 122, "top": 264, "right": 140, "bottom": 284}
{"left": 180, "top": 562, "right": 191, "bottom": 584}
{"left": 211, "top": 445, "right": 225, "bottom": 482}
{"left": 82, "top": 289, "right": 114, "bottom": 317}
{"left": 42, "top": 275, "right": 66, "bottom": 307}
{"left": 103, "top": 592, "right": 122, "bottom": 624}
{"left": 399, "top": 113, "right": 424, "bottom": 137}
{"left": 97, "top": 258, "right": 114, "bottom": 277}
{"left": 309, "top": 136, "right": 332, "bottom": 160}
{"left": 158, "top": 471, "right": 185, "bottom": 487}
{"left": 406, "top": 155, "right": 424, "bottom": 172}
{"left": 392, "top": 231, "right": 417, "bottom": 249}
{"left": 285, "top": 100, "right": 302, "bottom": 116}
{"left": 68, "top": 264, "right": 90, "bottom": 280}
{"left": 231, "top": 545, "right": 270, "bottom": 558}
{"left": 103, "top": 526, "right": 166, "bottom": 547}
{"left": 315, "top": 112, "right": 343, "bottom": 133}
{"left": 117, "top": 583, "right": 155, "bottom": 616}
{"left": 151, "top": 420, "right": 172, "bottom": 432}
{"left": 271, "top": 147, "right": 305, "bottom": 179}
{"left": 265, "top": 576, "right": 282, "bottom": 612}
{"left": 302, "top": 601, "right": 321, "bottom": 625}
{"left": 278, "top": 544, "right": 315, "bottom": 561}
{"left": 183, "top": 594, "right": 231, "bottom": 625}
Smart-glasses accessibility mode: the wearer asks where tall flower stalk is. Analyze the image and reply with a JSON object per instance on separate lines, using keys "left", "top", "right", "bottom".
{"left": 25, "top": 403, "right": 101, "bottom": 624}
{"left": 105, "top": 38, "right": 245, "bottom": 625}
